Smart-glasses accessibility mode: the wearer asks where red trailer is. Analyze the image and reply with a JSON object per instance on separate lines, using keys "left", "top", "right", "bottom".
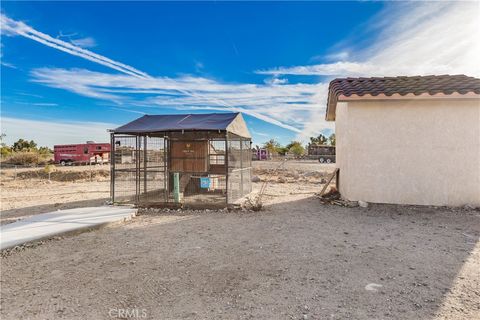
{"left": 54, "top": 141, "right": 110, "bottom": 166}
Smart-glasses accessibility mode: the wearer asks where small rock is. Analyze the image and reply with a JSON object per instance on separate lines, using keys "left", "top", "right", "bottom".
{"left": 358, "top": 201, "right": 368, "bottom": 208}
{"left": 251, "top": 175, "right": 261, "bottom": 182}
{"left": 365, "top": 283, "right": 383, "bottom": 292}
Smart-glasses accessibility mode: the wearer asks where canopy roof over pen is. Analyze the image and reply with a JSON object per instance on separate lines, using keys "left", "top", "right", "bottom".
{"left": 112, "top": 112, "right": 251, "bottom": 138}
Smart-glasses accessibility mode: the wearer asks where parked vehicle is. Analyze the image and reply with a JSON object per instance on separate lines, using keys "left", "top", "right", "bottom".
{"left": 54, "top": 141, "right": 110, "bottom": 165}
{"left": 258, "top": 148, "right": 270, "bottom": 160}
{"left": 253, "top": 148, "right": 269, "bottom": 160}
{"left": 307, "top": 145, "right": 335, "bottom": 163}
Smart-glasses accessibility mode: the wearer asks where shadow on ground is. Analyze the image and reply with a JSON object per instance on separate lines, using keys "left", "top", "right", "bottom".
{"left": 0, "top": 198, "right": 110, "bottom": 224}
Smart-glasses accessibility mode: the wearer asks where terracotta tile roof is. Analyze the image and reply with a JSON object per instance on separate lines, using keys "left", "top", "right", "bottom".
{"left": 326, "top": 75, "right": 480, "bottom": 121}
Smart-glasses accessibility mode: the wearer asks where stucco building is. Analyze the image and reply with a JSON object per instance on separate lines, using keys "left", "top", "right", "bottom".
{"left": 325, "top": 75, "right": 480, "bottom": 207}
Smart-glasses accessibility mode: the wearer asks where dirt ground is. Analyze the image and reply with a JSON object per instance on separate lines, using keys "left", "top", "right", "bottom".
{"left": 1, "top": 161, "right": 479, "bottom": 319}
{"left": 0, "top": 165, "right": 110, "bottom": 224}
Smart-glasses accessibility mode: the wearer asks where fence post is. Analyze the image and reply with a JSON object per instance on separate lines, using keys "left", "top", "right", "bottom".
{"left": 240, "top": 137, "right": 243, "bottom": 196}
{"left": 110, "top": 133, "right": 115, "bottom": 204}
{"left": 144, "top": 135, "right": 147, "bottom": 196}
{"left": 225, "top": 133, "right": 229, "bottom": 205}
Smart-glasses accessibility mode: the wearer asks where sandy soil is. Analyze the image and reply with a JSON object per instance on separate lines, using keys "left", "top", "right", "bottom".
{"left": 1, "top": 161, "right": 479, "bottom": 319}
{"left": 1, "top": 165, "right": 110, "bottom": 224}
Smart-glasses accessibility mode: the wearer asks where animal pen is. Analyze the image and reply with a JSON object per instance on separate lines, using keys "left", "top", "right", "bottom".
{"left": 110, "top": 113, "right": 252, "bottom": 208}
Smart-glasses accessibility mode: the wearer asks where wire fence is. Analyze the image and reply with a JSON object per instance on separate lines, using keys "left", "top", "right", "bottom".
{"left": 0, "top": 162, "right": 110, "bottom": 182}
{"left": 110, "top": 132, "right": 252, "bottom": 207}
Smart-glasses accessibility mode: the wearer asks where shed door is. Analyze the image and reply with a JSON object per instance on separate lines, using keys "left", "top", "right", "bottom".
{"left": 170, "top": 141, "right": 208, "bottom": 172}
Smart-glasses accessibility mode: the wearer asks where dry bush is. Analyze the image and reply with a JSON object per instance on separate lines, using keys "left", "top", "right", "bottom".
{"left": 243, "top": 194, "right": 263, "bottom": 211}
{"left": 17, "top": 169, "right": 110, "bottom": 182}
{"left": 5, "top": 152, "right": 50, "bottom": 165}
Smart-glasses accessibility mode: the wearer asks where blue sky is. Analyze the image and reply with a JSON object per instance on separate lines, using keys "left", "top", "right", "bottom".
{"left": 1, "top": 1, "right": 478, "bottom": 147}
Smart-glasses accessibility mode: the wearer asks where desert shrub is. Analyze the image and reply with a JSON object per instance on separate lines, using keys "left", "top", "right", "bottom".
{"left": 243, "top": 194, "right": 263, "bottom": 211}
{"left": 44, "top": 164, "right": 56, "bottom": 173}
{"left": 1, "top": 146, "right": 12, "bottom": 158}
{"left": 17, "top": 169, "right": 110, "bottom": 181}
{"left": 6, "top": 152, "right": 49, "bottom": 165}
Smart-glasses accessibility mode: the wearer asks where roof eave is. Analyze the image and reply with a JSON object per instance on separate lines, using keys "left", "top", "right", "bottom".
{"left": 111, "top": 128, "right": 229, "bottom": 135}
{"left": 338, "top": 91, "right": 480, "bottom": 101}
{"left": 326, "top": 91, "right": 480, "bottom": 121}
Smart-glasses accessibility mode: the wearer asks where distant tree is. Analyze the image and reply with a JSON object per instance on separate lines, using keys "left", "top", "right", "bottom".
{"left": 277, "top": 146, "right": 289, "bottom": 156}
{"left": 38, "top": 146, "right": 53, "bottom": 155}
{"left": 29, "top": 140, "right": 37, "bottom": 150}
{"left": 12, "top": 139, "right": 38, "bottom": 152}
{"left": 328, "top": 133, "right": 336, "bottom": 146}
{"left": 263, "top": 139, "right": 281, "bottom": 154}
{"left": 309, "top": 134, "right": 328, "bottom": 146}
{"left": 286, "top": 141, "right": 305, "bottom": 156}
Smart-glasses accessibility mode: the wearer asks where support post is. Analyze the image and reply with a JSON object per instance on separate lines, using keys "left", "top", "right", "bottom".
{"left": 240, "top": 136, "right": 243, "bottom": 196}
{"left": 164, "top": 137, "right": 168, "bottom": 202}
{"left": 173, "top": 172, "right": 180, "bottom": 203}
{"left": 135, "top": 136, "right": 140, "bottom": 204}
{"left": 225, "top": 133, "right": 229, "bottom": 205}
{"left": 144, "top": 135, "right": 147, "bottom": 196}
{"left": 110, "top": 133, "right": 115, "bottom": 203}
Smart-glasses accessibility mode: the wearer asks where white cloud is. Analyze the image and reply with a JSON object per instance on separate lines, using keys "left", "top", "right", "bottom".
{"left": 0, "top": 42, "right": 16, "bottom": 68}
{"left": 1, "top": 117, "right": 116, "bottom": 147}
{"left": 30, "top": 67, "right": 331, "bottom": 133}
{"left": 4, "top": 2, "right": 478, "bottom": 144}
{"left": 250, "top": 129, "right": 269, "bottom": 137}
{"left": 1, "top": 61, "right": 16, "bottom": 69}
{"left": 257, "top": 61, "right": 374, "bottom": 77}
{"left": 256, "top": 2, "right": 480, "bottom": 78}
{"left": 71, "top": 36, "right": 96, "bottom": 48}
{"left": 255, "top": 1, "right": 480, "bottom": 140}
{"left": 326, "top": 51, "right": 349, "bottom": 62}
{"left": 264, "top": 77, "right": 289, "bottom": 85}
{"left": 1, "top": 13, "right": 306, "bottom": 133}
{"left": 1, "top": 13, "right": 149, "bottom": 78}
{"left": 32, "top": 102, "right": 58, "bottom": 106}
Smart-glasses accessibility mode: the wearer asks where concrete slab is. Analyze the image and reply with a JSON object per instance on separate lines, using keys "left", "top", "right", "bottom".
{"left": 0, "top": 206, "right": 137, "bottom": 250}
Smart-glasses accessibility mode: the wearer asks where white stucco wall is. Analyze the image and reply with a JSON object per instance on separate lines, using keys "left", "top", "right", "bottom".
{"left": 335, "top": 98, "right": 480, "bottom": 206}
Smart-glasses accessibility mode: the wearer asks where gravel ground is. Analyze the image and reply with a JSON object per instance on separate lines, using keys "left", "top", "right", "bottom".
{"left": 1, "top": 161, "right": 479, "bottom": 319}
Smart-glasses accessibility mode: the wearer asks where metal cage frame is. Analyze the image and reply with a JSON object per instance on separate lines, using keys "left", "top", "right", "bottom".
{"left": 110, "top": 130, "right": 252, "bottom": 208}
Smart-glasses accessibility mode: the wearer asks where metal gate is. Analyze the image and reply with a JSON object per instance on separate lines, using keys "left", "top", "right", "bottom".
{"left": 111, "top": 135, "right": 167, "bottom": 204}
